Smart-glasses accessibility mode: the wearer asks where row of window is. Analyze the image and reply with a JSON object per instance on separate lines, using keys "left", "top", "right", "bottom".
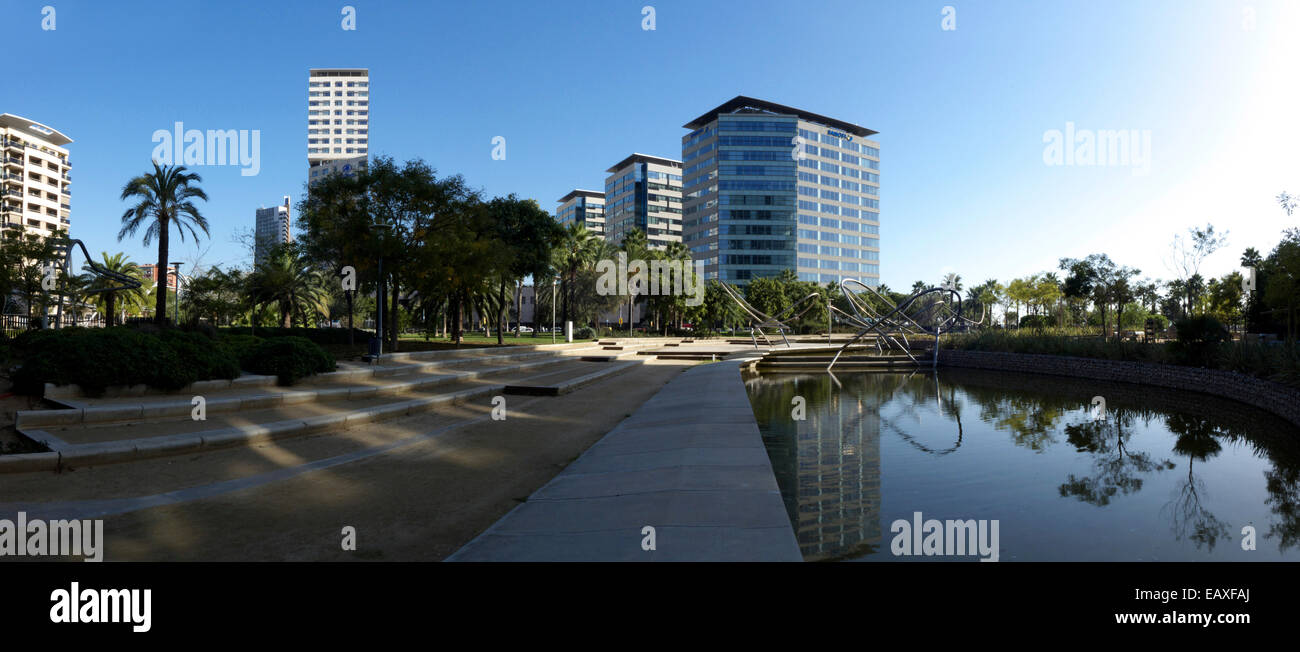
{"left": 797, "top": 272, "right": 880, "bottom": 283}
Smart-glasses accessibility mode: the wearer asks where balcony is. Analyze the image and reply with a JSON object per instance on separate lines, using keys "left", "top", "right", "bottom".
{"left": 3, "top": 157, "right": 22, "bottom": 167}
{"left": 60, "top": 189, "right": 70, "bottom": 196}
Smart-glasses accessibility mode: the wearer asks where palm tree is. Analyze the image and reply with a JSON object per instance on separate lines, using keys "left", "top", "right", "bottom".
{"left": 83, "top": 252, "right": 151, "bottom": 326}
{"left": 118, "top": 163, "right": 209, "bottom": 325}
{"left": 554, "top": 223, "right": 598, "bottom": 330}
{"left": 941, "top": 272, "right": 963, "bottom": 293}
{"left": 247, "top": 245, "right": 330, "bottom": 327}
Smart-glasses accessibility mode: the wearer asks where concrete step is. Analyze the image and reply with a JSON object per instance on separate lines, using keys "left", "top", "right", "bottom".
{"left": 15, "top": 354, "right": 587, "bottom": 430}
{"left": 6, "top": 359, "right": 608, "bottom": 473}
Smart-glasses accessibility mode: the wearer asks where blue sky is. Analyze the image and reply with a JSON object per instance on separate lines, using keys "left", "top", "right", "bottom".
{"left": 6, "top": 0, "right": 1298, "bottom": 290}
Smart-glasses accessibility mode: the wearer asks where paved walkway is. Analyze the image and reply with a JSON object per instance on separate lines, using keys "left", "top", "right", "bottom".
{"left": 447, "top": 357, "right": 801, "bottom": 562}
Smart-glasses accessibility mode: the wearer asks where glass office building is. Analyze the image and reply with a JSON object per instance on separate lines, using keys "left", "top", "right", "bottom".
{"left": 555, "top": 189, "right": 606, "bottom": 237}
{"left": 603, "top": 153, "right": 683, "bottom": 249}
{"left": 680, "top": 96, "right": 880, "bottom": 286}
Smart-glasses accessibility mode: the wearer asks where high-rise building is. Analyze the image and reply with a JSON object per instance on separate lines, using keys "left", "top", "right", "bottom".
{"left": 680, "top": 96, "right": 880, "bottom": 285}
{"left": 308, "top": 68, "right": 369, "bottom": 187}
{"left": 254, "top": 196, "right": 292, "bottom": 267}
{"left": 555, "top": 189, "right": 606, "bottom": 238}
{"left": 0, "top": 114, "right": 72, "bottom": 240}
{"left": 603, "top": 153, "right": 683, "bottom": 249}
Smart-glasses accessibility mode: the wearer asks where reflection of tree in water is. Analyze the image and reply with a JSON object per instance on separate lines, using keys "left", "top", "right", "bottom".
{"left": 1161, "top": 414, "right": 1230, "bottom": 551}
{"left": 1058, "top": 408, "right": 1176, "bottom": 506}
{"left": 1265, "top": 465, "right": 1300, "bottom": 552}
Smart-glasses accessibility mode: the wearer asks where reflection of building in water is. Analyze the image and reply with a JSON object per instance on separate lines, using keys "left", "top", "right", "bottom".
{"left": 795, "top": 389, "right": 882, "bottom": 561}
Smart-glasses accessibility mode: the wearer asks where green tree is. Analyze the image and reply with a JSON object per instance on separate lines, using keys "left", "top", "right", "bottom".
{"left": 83, "top": 251, "right": 151, "bottom": 327}
{"left": 247, "top": 244, "right": 331, "bottom": 327}
{"left": 118, "top": 163, "right": 209, "bottom": 325}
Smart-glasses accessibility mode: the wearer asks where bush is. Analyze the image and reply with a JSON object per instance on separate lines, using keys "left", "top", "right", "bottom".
{"left": 244, "top": 336, "right": 336, "bottom": 385}
{"left": 159, "top": 329, "right": 240, "bottom": 382}
{"left": 9, "top": 327, "right": 193, "bottom": 396}
{"left": 220, "top": 334, "right": 264, "bottom": 370}
{"left": 217, "top": 327, "right": 370, "bottom": 346}
{"left": 574, "top": 326, "right": 597, "bottom": 340}
{"left": 1019, "top": 314, "right": 1050, "bottom": 330}
{"left": 1172, "top": 316, "right": 1230, "bottom": 367}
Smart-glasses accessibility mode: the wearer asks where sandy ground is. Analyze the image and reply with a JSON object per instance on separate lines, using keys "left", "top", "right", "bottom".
{"left": 1, "top": 360, "right": 694, "bottom": 561}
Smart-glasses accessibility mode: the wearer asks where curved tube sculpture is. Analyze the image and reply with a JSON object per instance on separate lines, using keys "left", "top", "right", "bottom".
{"left": 828, "top": 279, "right": 985, "bottom": 371}
{"left": 48, "top": 238, "right": 144, "bottom": 329}
{"left": 715, "top": 280, "right": 822, "bottom": 348}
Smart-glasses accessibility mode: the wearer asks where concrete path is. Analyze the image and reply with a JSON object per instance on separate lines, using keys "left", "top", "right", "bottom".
{"left": 447, "top": 357, "right": 801, "bottom": 562}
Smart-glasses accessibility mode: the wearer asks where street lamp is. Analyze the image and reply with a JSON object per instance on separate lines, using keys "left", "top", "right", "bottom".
{"left": 369, "top": 221, "right": 391, "bottom": 358}
{"left": 169, "top": 262, "right": 184, "bottom": 325}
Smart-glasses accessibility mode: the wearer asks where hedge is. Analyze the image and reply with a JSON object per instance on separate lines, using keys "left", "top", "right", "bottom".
{"left": 217, "top": 327, "right": 372, "bottom": 346}
{"left": 243, "top": 336, "right": 336, "bottom": 385}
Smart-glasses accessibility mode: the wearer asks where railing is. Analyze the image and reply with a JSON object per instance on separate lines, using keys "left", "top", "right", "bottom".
{"left": 2, "top": 313, "right": 108, "bottom": 333}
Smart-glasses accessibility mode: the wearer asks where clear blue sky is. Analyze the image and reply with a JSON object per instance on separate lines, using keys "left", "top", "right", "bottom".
{"left": 8, "top": 0, "right": 1298, "bottom": 289}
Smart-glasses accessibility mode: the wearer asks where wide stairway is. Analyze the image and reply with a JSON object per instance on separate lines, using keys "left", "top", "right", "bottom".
{"left": 5, "top": 342, "right": 639, "bottom": 472}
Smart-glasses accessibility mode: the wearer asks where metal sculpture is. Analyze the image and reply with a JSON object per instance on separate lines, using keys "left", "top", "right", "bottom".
{"left": 828, "top": 279, "right": 985, "bottom": 370}
{"left": 48, "top": 238, "right": 143, "bottom": 328}
{"left": 714, "top": 280, "right": 822, "bottom": 348}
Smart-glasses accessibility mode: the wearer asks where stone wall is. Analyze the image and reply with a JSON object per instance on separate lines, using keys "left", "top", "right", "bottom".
{"left": 938, "top": 350, "right": 1300, "bottom": 429}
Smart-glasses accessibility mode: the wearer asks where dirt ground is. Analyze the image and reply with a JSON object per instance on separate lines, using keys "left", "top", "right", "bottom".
{"left": 0, "top": 360, "right": 695, "bottom": 561}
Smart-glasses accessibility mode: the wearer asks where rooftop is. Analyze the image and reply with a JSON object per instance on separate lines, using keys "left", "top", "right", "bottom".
{"left": 683, "top": 95, "right": 877, "bottom": 138}
{"left": 605, "top": 152, "right": 682, "bottom": 173}
{"left": 0, "top": 113, "right": 73, "bottom": 147}
{"left": 557, "top": 189, "right": 606, "bottom": 203}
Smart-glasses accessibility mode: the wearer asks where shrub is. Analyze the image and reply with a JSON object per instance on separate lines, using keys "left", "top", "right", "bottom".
{"left": 220, "top": 334, "right": 264, "bottom": 370}
{"left": 217, "top": 327, "right": 371, "bottom": 346}
{"left": 1172, "top": 316, "right": 1230, "bottom": 367}
{"left": 574, "top": 326, "right": 597, "bottom": 340}
{"left": 159, "top": 329, "right": 240, "bottom": 382}
{"left": 9, "top": 327, "right": 192, "bottom": 396}
{"left": 244, "top": 336, "right": 336, "bottom": 385}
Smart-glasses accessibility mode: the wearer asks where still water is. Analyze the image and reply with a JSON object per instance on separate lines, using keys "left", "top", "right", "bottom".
{"left": 744, "top": 368, "right": 1300, "bottom": 561}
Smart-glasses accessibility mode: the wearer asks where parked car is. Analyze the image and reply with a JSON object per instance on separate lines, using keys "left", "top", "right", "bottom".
{"left": 515, "top": 325, "right": 534, "bottom": 333}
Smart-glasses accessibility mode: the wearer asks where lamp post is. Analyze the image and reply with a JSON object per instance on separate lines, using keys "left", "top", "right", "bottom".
{"left": 370, "top": 222, "right": 391, "bottom": 357}
{"left": 169, "top": 262, "right": 184, "bottom": 325}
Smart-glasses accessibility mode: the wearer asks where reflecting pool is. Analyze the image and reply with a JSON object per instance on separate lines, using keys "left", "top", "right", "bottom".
{"left": 744, "top": 368, "right": 1300, "bottom": 561}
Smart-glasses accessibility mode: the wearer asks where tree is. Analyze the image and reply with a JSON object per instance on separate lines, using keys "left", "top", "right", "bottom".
{"left": 1166, "top": 223, "right": 1228, "bottom": 316}
{"left": 481, "top": 195, "right": 561, "bottom": 345}
{"left": 118, "top": 163, "right": 209, "bottom": 325}
{"left": 247, "top": 244, "right": 330, "bottom": 327}
{"left": 83, "top": 252, "right": 151, "bottom": 327}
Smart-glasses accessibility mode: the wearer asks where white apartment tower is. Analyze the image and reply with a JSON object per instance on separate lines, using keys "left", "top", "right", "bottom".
{"left": 1, "top": 114, "right": 72, "bottom": 240}
{"left": 308, "top": 68, "right": 369, "bottom": 187}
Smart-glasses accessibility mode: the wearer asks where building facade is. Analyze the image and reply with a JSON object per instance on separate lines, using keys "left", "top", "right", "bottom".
{"left": 308, "top": 68, "right": 369, "bottom": 187}
{"left": 680, "top": 96, "right": 880, "bottom": 286}
{"left": 555, "top": 189, "right": 606, "bottom": 238}
{"left": 254, "top": 196, "right": 292, "bottom": 267}
{"left": 1, "top": 114, "right": 72, "bottom": 240}
{"left": 603, "top": 153, "right": 683, "bottom": 249}
{"left": 139, "top": 263, "right": 179, "bottom": 291}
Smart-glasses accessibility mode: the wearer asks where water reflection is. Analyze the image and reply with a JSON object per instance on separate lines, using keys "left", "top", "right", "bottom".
{"left": 744, "top": 368, "right": 1300, "bottom": 561}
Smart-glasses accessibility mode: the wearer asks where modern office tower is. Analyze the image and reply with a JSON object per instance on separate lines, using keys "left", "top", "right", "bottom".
{"left": 0, "top": 114, "right": 72, "bottom": 240}
{"left": 680, "top": 96, "right": 880, "bottom": 285}
{"left": 254, "top": 196, "right": 292, "bottom": 267}
{"left": 555, "top": 189, "right": 606, "bottom": 238}
{"left": 308, "top": 68, "right": 369, "bottom": 187}
{"left": 602, "top": 153, "right": 683, "bottom": 249}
